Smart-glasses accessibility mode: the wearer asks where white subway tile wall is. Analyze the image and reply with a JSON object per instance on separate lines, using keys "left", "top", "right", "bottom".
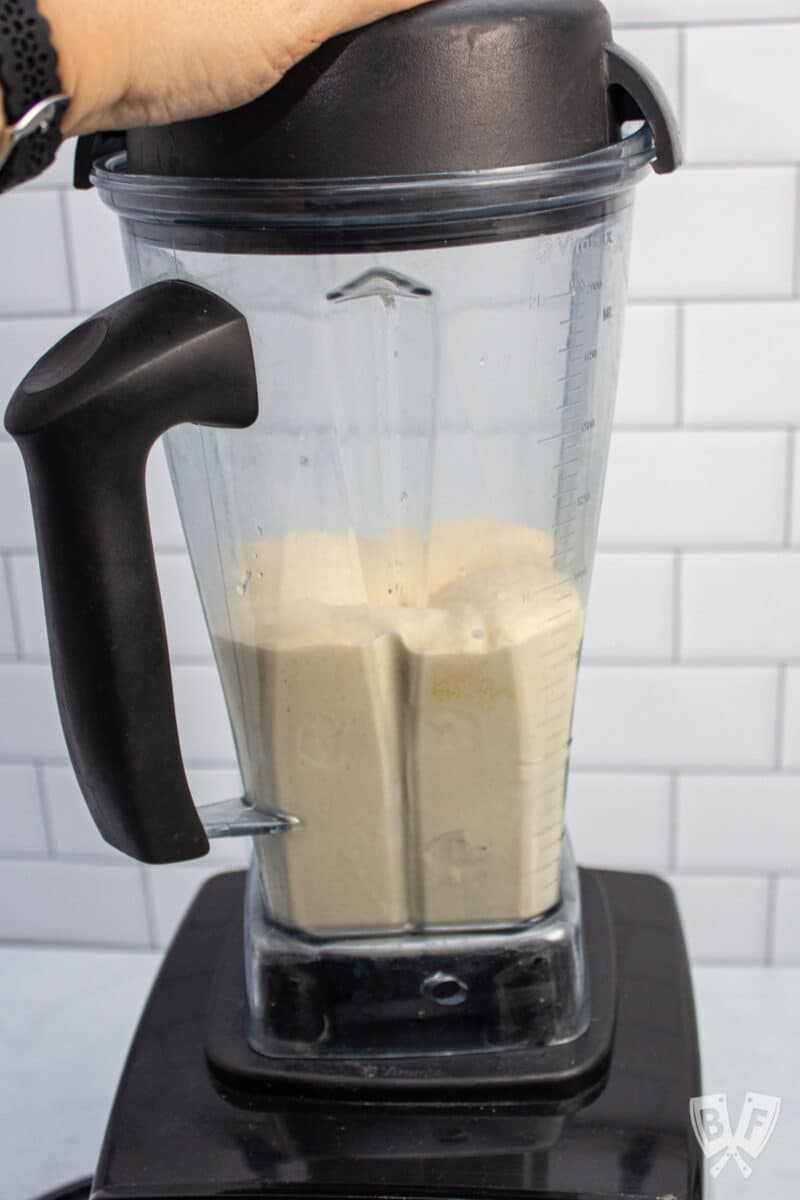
{"left": 615, "top": 304, "right": 678, "bottom": 426}
{"left": 583, "top": 553, "right": 675, "bottom": 660}
{"left": 682, "top": 553, "right": 800, "bottom": 660}
{"left": 0, "top": 567, "right": 18, "bottom": 659}
{"left": 568, "top": 774, "right": 672, "bottom": 870}
{"left": 0, "top": 1, "right": 799, "bottom": 961}
{"left": 0, "top": 765, "right": 47, "bottom": 856}
{"left": 773, "top": 878, "right": 800, "bottom": 963}
{"left": 573, "top": 666, "right": 778, "bottom": 770}
{"left": 612, "top": 2, "right": 800, "bottom": 20}
{"left": 599, "top": 431, "right": 787, "bottom": 547}
{"left": 0, "top": 193, "right": 72, "bottom": 314}
{"left": 684, "top": 303, "right": 800, "bottom": 426}
{"left": 784, "top": 671, "right": 800, "bottom": 769}
{"left": 685, "top": 26, "right": 800, "bottom": 164}
{"left": 628, "top": 168, "right": 797, "bottom": 300}
{"left": 668, "top": 875, "right": 771, "bottom": 964}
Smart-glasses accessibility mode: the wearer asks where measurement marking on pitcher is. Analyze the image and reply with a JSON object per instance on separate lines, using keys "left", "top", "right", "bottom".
{"left": 539, "top": 430, "right": 582, "bottom": 445}
{"left": 534, "top": 782, "right": 566, "bottom": 801}
{"left": 536, "top": 581, "right": 575, "bottom": 598}
{"left": 544, "top": 604, "right": 572, "bottom": 617}
{"left": 546, "top": 609, "right": 574, "bottom": 625}
{"left": 534, "top": 821, "right": 568, "bottom": 844}
{"left": 534, "top": 820, "right": 566, "bottom": 840}
{"left": 543, "top": 643, "right": 570, "bottom": 659}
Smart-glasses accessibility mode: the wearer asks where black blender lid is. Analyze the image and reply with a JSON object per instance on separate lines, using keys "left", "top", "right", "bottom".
{"left": 82, "top": 0, "right": 679, "bottom": 185}
{"left": 80, "top": 0, "right": 679, "bottom": 252}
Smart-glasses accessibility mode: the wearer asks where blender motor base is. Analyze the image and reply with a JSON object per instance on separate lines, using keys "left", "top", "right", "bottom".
{"left": 89, "top": 868, "right": 703, "bottom": 1200}
{"left": 207, "top": 869, "right": 616, "bottom": 1098}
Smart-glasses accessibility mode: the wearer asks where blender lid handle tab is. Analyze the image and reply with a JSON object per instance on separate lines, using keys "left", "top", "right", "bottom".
{"left": 606, "top": 43, "right": 682, "bottom": 175}
{"left": 4, "top": 282, "right": 259, "bottom": 864}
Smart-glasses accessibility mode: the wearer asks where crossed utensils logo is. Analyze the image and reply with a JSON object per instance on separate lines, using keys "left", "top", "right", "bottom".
{"left": 690, "top": 1093, "right": 781, "bottom": 1180}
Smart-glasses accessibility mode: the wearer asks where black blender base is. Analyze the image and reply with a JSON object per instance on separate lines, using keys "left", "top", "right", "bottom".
{"left": 89, "top": 869, "right": 703, "bottom": 1200}
{"left": 208, "top": 868, "right": 616, "bottom": 1098}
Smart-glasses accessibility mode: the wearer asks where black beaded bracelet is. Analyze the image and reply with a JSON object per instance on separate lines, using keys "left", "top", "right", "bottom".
{"left": 0, "top": 0, "right": 68, "bottom": 193}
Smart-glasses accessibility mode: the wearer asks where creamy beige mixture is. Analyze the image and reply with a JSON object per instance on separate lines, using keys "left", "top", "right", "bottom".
{"left": 214, "top": 521, "right": 583, "bottom": 936}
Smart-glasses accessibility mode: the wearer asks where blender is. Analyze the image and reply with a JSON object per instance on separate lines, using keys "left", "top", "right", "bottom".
{"left": 7, "top": 1, "right": 702, "bottom": 1197}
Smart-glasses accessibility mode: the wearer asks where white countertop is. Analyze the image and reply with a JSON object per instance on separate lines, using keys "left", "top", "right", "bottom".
{"left": 1, "top": 948, "right": 799, "bottom": 1200}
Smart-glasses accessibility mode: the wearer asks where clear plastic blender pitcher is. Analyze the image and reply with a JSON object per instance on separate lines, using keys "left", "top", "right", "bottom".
{"left": 117, "top": 179, "right": 635, "bottom": 939}
{"left": 6, "top": 0, "right": 679, "bottom": 1067}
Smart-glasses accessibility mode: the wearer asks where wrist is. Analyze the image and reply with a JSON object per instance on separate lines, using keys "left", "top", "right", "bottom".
{"left": 37, "top": 0, "right": 131, "bottom": 136}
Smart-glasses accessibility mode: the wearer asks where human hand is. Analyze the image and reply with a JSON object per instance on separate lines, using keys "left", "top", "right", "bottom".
{"left": 38, "top": 0, "right": 434, "bottom": 137}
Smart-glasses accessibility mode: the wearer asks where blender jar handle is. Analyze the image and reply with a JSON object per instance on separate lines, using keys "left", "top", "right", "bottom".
{"left": 606, "top": 43, "right": 682, "bottom": 175}
{"left": 5, "top": 281, "right": 259, "bottom": 864}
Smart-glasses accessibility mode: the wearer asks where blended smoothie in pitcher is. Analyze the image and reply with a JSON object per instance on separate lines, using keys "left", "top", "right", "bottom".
{"left": 213, "top": 521, "right": 583, "bottom": 936}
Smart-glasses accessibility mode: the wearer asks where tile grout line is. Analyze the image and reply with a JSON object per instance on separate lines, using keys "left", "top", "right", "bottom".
{"left": 764, "top": 875, "right": 779, "bottom": 966}
{"left": 677, "top": 26, "right": 688, "bottom": 146}
{"left": 139, "top": 867, "right": 160, "bottom": 951}
{"left": 617, "top": 17, "right": 800, "bottom": 30}
{"left": 629, "top": 294, "right": 796, "bottom": 305}
{"left": 4, "top": 849, "right": 797, "bottom": 883}
{"left": 794, "top": 166, "right": 800, "bottom": 299}
{"left": 0, "top": 754, "right": 237, "bottom": 770}
{"left": 33, "top": 763, "right": 57, "bottom": 858}
{"left": 582, "top": 655, "right": 800, "bottom": 668}
{"left": 0, "top": 555, "right": 23, "bottom": 661}
{"left": 0, "top": 310, "right": 90, "bottom": 320}
{"left": 653, "top": 866, "right": 788, "bottom": 883}
{"left": 0, "top": 935, "right": 156, "bottom": 953}
{"left": 775, "top": 665, "right": 788, "bottom": 770}
{"left": 672, "top": 551, "right": 683, "bottom": 662}
{"left": 0, "top": 753, "right": 792, "bottom": 782}
{"left": 674, "top": 302, "right": 686, "bottom": 428}
{"left": 568, "top": 764, "right": 795, "bottom": 778}
{"left": 6, "top": 655, "right": 797, "bottom": 668}
{"left": 671, "top": 275, "right": 685, "bottom": 668}
{"left": 16, "top": 543, "right": 800, "bottom": 562}
{"left": 623, "top": 546, "right": 800, "bottom": 556}
{"left": 785, "top": 430, "right": 796, "bottom": 546}
{"left": 668, "top": 772, "right": 680, "bottom": 871}
{"left": 56, "top": 188, "right": 80, "bottom": 315}
{"left": 676, "top": 159, "right": 799, "bottom": 170}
